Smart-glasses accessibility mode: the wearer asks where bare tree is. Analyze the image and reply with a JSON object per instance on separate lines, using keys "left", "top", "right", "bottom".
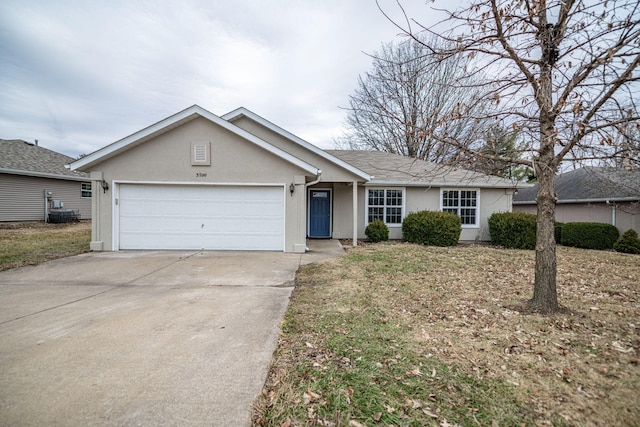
{"left": 380, "top": 0, "right": 640, "bottom": 313}
{"left": 338, "top": 35, "right": 489, "bottom": 163}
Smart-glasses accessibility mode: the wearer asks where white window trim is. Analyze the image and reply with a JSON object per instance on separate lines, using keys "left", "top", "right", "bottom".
{"left": 81, "top": 182, "right": 92, "bottom": 198}
{"left": 365, "top": 187, "right": 406, "bottom": 228}
{"left": 440, "top": 188, "right": 480, "bottom": 229}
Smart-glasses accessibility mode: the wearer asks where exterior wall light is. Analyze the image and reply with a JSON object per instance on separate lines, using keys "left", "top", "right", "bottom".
{"left": 101, "top": 179, "right": 109, "bottom": 193}
{"left": 289, "top": 183, "right": 295, "bottom": 196}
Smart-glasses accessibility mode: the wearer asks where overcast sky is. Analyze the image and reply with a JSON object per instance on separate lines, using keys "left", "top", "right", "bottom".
{"left": 0, "top": 0, "right": 448, "bottom": 159}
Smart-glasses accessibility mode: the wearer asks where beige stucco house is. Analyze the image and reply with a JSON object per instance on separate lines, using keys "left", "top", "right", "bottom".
{"left": 70, "top": 105, "right": 517, "bottom": 252}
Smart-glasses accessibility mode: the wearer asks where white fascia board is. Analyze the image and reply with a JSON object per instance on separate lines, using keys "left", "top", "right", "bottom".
{"left": 222, "top": 107, "right": 371, "bottom": 181}
{"left": 0, "top": 167, "right": 89, "bottom": 181}
{"left": 70, "top": 105, "right": 319, "bottom": 175}
{"left": 366, "top": 180, "right": 522, "bottom": 189}
{"left": 513, "top": 197, "right": 640, "bottom": 205}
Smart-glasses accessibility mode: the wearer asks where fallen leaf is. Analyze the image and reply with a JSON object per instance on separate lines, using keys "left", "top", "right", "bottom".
{"left": 423, "top": 408, "right": 439, "bottom": 418}
{"left": 303, "top": 389, "right": 320, "bottom": 405}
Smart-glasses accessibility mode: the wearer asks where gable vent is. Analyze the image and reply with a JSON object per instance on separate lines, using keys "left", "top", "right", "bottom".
{"left": 194, "top": 144, "right": 207, "bottom": 162}
{"left": 191, "top": 141, "right": 211, "bottom": 166}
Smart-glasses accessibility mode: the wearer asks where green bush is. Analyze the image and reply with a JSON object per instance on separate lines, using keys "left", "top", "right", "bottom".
{"left": 554, "top": 222, "right": 564, "bottom": 244}
{"left": 365, "top": 219, "right": 389, "bottom": 243}
{"left": 561, "top": 222, "right": 620, "bottom": 250}
{"left": 401, "top": 210, "right": 461, "bottom": 247}
{"left": 488, "top": 212, "right": 537, "bottom": 249}
{"left": 613, "top": 229, "right": 640, "bottom": 254}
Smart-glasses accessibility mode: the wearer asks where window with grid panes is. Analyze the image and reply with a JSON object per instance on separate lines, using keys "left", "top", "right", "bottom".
{"left": 441, "top": 189, "right": 478, "bottom": 226}
{"left": 367, "top": 189, "right": 403, "bottom": 225}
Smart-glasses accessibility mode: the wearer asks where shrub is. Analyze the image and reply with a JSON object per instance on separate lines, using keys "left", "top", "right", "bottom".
{"left": 402, "top": 210, "right": 461, "bottom": 246}
{"left": 488, "top": 212, "right": 537, "bottom": 249}
{"left": 613, "top": 229, "right": 640, "bottom": 254}
{"left": 561, "top": 222, "right": 620, "bottom": 250}
{"left": 554, "top": 222, "right": 564, "bottom": 244}
{"left": 365, "top": 219, "right": 389, "bottom": 243}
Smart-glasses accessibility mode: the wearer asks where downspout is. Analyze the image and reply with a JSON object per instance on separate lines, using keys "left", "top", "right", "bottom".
{"left": 304, "top": 170, "right": 323, "bottom": 251}
{"left": 606, "top": 199, "right": 617, "bottom": 229}
{"left": 305, "top": 170, "right": 323, "bottom": 190}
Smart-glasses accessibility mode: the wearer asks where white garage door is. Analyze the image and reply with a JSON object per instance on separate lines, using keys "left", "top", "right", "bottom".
{"left": 118, "top": 184, "right": 284, "bottom": 251}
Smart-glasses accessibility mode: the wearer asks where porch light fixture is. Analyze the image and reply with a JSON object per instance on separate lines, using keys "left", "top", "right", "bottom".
{"left": 289, "top": 183, "right": 295, "bottom": 196}
{"left": 101, "top": 179, "right": 109, "bottom": 193}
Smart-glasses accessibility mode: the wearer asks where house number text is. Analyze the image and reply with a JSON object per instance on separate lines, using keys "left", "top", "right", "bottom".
{"left": 196, "top": 173, "right": 208, "bottom": 178}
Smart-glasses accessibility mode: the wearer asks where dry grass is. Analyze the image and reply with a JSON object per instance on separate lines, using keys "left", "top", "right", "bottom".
{"left": 0, "top": 221, "right": 91, "bottom": 271}
{"left": 254, "top": 242, "right": 639, "bottom": 426}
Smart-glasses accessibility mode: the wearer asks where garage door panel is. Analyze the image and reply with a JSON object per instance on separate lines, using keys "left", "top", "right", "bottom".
{"left": 118, "top": 184, "right": 284, "bottom": 251}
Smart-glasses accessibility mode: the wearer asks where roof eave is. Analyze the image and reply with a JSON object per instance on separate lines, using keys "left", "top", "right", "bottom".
{"left": 0, "top": 167, "right": 89, "bottom": 181}
{"left": 366, "top": 180, "right": 521, "bottom": 189}
{"left": 70, "top": 105, "right": 319, "bottom": 175}
{"left": 514, "top": 196, "right": 640, "bottom": 205}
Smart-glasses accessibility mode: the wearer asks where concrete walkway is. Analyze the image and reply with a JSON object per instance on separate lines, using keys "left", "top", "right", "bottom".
{"left": 0, "top": 241, "right": 344, "bottom": 426}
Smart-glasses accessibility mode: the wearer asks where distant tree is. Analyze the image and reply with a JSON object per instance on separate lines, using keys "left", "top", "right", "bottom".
{"left": 473, "top": 124, "right": 534, "bottom": 180}
{"left": 339, "top": 35, "right": 489, "bottom": 163}
{"left": 380, "top": 0, "right": 640, "bottom": 313}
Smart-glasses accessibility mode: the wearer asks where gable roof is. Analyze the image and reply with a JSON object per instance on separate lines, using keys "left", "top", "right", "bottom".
{"left": 221, "top": 107, "right": 371, "bottom": 181}
{"left": 70, "top": 105, "right": 319, "bottom": 175}
{"left": 0, "top": 139, "right": 88, "bottom": 180}
{"left": 513, "top": 167, "right": 640, "bottom": 204}
{"left": 328, "top": 150, "right": 517, "bottom": 188}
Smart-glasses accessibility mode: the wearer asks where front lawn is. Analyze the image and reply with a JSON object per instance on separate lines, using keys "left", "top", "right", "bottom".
{"left": 0, "top": 221, "right": 91, "bottom": 271}
{"left": 253, "top": 243, "right": 639, "bottom": 426}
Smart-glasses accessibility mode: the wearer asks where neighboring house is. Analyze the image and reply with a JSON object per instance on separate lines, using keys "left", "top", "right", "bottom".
{"left": 70, "top": 105, "right": 519, "bottom": 252}
{"left": 513, "top": 166, "right": 640, "bottom": 234}
{"left": 0, "top": 139, "right": 92, "bottom": 222}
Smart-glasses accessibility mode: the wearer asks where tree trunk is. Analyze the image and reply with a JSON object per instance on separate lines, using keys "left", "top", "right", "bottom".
{"left": 530, "top": 161, "right": 558, "bottom": 313}
{"left": 530, "top": 17, "right": 559, "bottom": 314}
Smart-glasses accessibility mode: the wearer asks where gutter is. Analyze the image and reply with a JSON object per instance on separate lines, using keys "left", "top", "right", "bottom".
{"left": 0, "top": 167, "right": 89, "bottom": 181}
{"left": 367, "top": 180, "right": 529, "bottom": 189}
{"left": 304, "top": 169, "right": 323, "bottom": 189}
{"left": 513, "top": 196, "right": 640, "bottom": 205}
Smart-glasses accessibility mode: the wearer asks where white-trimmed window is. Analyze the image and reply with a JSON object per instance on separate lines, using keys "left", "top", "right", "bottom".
{"left": 81, "top": 182, "right": 92, "bottom": 198}
{"left": 367, "top": 188, "right": 404, "bottom": 226}
{"left": 441, "top": 189, "right": 479, "bottom": 227}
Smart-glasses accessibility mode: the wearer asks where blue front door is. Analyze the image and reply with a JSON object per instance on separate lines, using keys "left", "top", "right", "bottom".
{"left": 309, "top": 190, "right": 331, "bottom": 237}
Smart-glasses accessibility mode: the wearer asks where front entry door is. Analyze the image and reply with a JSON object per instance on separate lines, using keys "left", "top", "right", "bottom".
{"left": 309, "top": 190, "right": 331, "bottom": 238}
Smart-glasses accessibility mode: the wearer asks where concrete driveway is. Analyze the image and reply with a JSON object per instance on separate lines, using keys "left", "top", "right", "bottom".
{"left": 0, "top": 241, "right": 343, "bottom": 426}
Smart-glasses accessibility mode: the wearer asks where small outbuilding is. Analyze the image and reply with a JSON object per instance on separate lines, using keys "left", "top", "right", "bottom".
{"left": 70, "top": 105, "right": 519, "bottom": 252}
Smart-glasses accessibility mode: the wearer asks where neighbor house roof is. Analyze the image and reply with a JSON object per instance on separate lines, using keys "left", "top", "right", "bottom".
{"left": 0, "top": 139, "right": 88, "bottom": 180}
{"left": 70, "top": 105, "right": 319, "bottom": 175}
{"left": 328, "top": 150, "right": 518, "bottom": 188}
{"left": 513, "top": 167, "right": 640, "bottom": 204}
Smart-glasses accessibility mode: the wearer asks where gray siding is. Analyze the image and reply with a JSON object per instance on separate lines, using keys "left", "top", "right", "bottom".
{"left": 0, "top": 173, "right": 92, "bottom": 221}
{"left": 514, "top": 202, "right": 639, "bottom": 235}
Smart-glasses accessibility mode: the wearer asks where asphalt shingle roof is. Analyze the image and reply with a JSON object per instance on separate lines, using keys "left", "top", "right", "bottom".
{"left": 513, "top": 167, "right": 640, "bottom": 203}
{"left": 0, "top": 139, "right": 88, "bottom": 178}
{"left": 328, "top": 150, "right": 516, "bottom": 188}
